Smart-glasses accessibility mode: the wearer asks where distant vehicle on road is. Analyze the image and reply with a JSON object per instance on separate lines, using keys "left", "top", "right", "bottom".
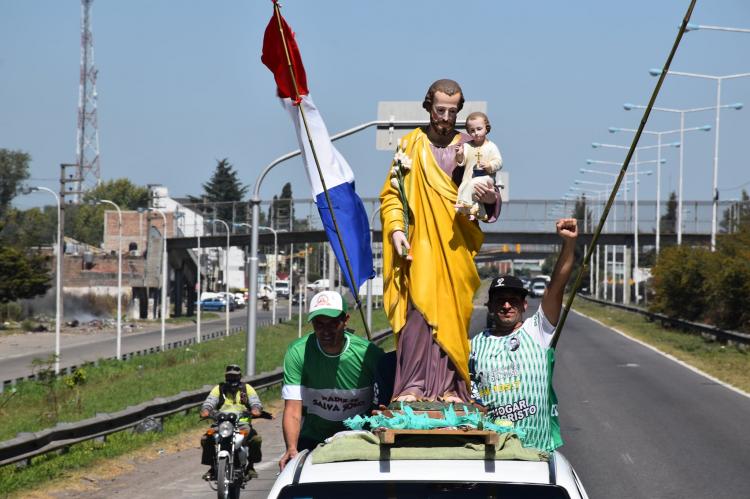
{"left": 199, "top": 297, "right": 235, "bottom": 312}
{"left": 307, "top": 279, "right": 330, "bottom": 292}
{"left": 275, "top": 280, "right": 290, "bottom": 298}
{"left": 257, "top": 284, "right": 276, "bottom": 300}
{"left": 531, "top": 281, "right": 547, "bottom": 298}
{"left": 233, "top": 292, "right": 246, "bottom": 308}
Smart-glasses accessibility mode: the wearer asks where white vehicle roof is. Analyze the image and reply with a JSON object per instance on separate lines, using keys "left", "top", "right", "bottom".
{"left": 269, "top": 449, "right": 588, "bottom": 498}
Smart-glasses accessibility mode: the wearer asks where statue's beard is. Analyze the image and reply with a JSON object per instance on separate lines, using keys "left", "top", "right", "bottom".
{"left": 430, "top": 116, "right": 456, "bottom": 136}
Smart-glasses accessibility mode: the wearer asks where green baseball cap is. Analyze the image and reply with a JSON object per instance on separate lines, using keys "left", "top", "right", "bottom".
{"left": 307, "top": 291, "right": 348, "bottom": 321}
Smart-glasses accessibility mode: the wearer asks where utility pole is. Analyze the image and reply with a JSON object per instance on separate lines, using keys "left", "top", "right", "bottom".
{"left": 75, "top": 0, "right": 102, "bottom": 200}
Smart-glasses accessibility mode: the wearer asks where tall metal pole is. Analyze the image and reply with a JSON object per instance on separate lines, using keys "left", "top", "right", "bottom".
{"left": 711, "top": 79, "right": 722, "bottom": 251}
{"left": 149, "top": 208, "right": 168, "bottom": 350}
{"left": 655, "top": 134, "right": 662, "bottom": 254}
{"left": 27, "top": 187, "right": 63, "bottom": 373}
{"left": 197, "top": 228, "right": 201, "bottom": 343}
{"left": 246, "top": 201, "right": 260, "bottom": 376}
{"left": 99, "top": 200, "right": 122, "bottom": 359}
{"left": 211, "top": 219, "right": 231, "bottom": 336}
{"left": 634, "top": 151, "right": 640, "bottom": 303}
{"left": 678, "top": 112, "right": 685, "bottom": 245}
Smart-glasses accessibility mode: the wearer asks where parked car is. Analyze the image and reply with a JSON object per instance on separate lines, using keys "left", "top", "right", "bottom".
{"left": 531, "top": 281, "right": 547, "bottom": 298}
{"left": 233, "top": 292, "right": 246, "bottom": 308}
{"left": 269, "top": 446, "right": 589, "bottom": 499}
{"left": 199, "top": 297, "right": 235, "bottom": 312}
{"left": 275, "top": 280, "right": 290, "bottom": 298}
{"left": 307, "top": 279, "right": 330, "bottom": 292}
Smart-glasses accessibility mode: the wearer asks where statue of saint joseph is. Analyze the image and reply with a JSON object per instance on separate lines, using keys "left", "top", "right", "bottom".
{"left": 380, "top": 79, "right": 501, "bottom": 404}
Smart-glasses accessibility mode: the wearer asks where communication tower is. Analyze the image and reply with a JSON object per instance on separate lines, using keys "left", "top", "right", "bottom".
{"left": 74, "top": 0, "right": 101, "bottom": 201}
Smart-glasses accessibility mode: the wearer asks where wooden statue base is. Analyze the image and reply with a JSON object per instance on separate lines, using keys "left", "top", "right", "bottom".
{"left": 374, "top": 428, "right": 499, "bottom": 446}
{"left": 375, "top": 400, "right": 487, "bottom": 419}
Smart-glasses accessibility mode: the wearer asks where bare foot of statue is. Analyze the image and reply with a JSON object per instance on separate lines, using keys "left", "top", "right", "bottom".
{"left": 439, "top": 392, "right": 464, "bottom": 405}
{"left": 394, "top": 393, "right": 418, "bottom": 403}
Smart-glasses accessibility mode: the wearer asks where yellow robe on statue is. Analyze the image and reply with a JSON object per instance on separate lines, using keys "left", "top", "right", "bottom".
{"left": 380, "top": 128, "right": 484, "bottom": 385}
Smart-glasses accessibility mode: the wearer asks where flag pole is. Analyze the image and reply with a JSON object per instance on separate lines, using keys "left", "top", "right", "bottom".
{"left": 272, "top": 1, "right": 372, "bottom": 340}
{"left": 551, "top": 0, "right": 697, "bottom": 348}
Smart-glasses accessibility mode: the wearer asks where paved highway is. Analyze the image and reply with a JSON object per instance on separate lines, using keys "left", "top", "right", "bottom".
{"left": 0, "top": 306, "right": 284, "bottom": 387}
{"left": 24, "top": 299, "right": 750, "bottom": 498}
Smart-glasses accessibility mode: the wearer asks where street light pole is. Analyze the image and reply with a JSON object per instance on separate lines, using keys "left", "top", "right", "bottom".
{"left": 649, "top": 69, "right": 750, "bottom": 250}
{"left": 196, "top": 225, "right": 202, "bottom": 343}
{"left": 624, "top": 102, "right": 739, "bottom": 244}
{"left": 23, "top": 186, "right": 62, "bottom": 373}
{"left": 148, "top": 208, "right": 168, "bottom": 350}
{"left": 211, "top": 219, "right": 231, "bottom": 336}
{"left": 98, "top": 199, "right": 122, "bottom": 359}
{"left": 257, "top": 226, "right": 279, "bottom": 325}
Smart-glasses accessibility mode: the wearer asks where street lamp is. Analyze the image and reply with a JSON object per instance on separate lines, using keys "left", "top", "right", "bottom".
{"left": 685, "top": 23, "right": 750, "bottom": 34}
{"left": 610, "top": 126, "right": 710, "bottom": 253}
{"left": 367, "top": 207, "right": 381, "bottom": 332}
{"left": 22, "top": 186, "right": 62, "bottom": 374}
{"left": 145, "top": 208, "right": 168, "bottom": 350}
{"left": 97, "top": 199, "right": 123, "bottom": 360}
{"left": 624, "top": 102, "right": 741, "bottom": 245}
{"left": 256, "top": 225, "right": 279, "bottom": 325}
{"left": 649, "top": 68, "right": 750, "bottom": 250}
{"left": 591, "top": 142, "right": 678, "bottom": 303}
{"left": 210, "top": 218, "right": 231, "bottom": 337}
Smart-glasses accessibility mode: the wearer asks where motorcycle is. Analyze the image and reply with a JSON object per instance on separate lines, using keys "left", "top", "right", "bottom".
{"left": 204, "top": 411, "right": 269, "bottom": 499}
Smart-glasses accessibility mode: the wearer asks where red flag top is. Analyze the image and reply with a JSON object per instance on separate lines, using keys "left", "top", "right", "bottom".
{"left": 261, "top": 10, "right": 309, "bottom": 102}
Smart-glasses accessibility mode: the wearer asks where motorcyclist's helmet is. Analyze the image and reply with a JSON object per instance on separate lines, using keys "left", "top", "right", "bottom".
{"left": 224, "top": 364, "right": 242, "bottom": 389}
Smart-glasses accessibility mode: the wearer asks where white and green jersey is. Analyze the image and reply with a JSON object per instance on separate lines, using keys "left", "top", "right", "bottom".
{"left": 282, "top": 331, "right": 383, "bottom": 444}
{"left": 469, "top": 306, "right": 562, "bottom": 451}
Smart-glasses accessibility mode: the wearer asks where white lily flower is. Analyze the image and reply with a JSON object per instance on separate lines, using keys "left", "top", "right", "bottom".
{"left": 390, "top": 178, "right": 399, "bottom": 189}
{"left": 391, "top": 166, "right": 399, "bottom": 177}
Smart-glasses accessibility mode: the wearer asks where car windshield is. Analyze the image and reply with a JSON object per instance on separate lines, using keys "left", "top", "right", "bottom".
{"left": 278, "top": 482, "right": 571, "bottom": 499}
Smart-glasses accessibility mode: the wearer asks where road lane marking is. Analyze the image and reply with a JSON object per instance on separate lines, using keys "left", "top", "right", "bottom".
{"left": 571, "top": 309, "right": 750, "bottom": 400}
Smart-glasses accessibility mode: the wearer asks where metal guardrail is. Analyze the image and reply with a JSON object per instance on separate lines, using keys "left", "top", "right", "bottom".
{"left": 577, "top": 294, "right": 750, "bottom": 346}
{"left": 0, "top": 328, "right": 392, "bottom": 467}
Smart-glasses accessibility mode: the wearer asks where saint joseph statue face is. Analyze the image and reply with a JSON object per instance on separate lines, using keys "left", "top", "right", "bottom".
{"left": 428, "top": 91, "right": 462, "bottom": 137}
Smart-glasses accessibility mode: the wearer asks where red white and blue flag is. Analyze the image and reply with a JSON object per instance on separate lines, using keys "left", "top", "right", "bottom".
{"left": 261, "top": 9, "right": 374, "bottom": 294}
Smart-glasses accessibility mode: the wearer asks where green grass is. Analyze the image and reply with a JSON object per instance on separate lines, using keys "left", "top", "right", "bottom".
{"left": 0, "top": 407, "right": 206, "bottom": 496}
{"left": 0, "top": 310, "right": 390, "bottom": 495}
{"left": 572, "top": 297, "right": 750, "bottom": 393}
{"left": 0, "top": 309, "right": 390, "bottom": 442}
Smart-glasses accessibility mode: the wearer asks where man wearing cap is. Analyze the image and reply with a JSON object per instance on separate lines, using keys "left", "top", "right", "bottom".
{"left": 199, "top": 364, "right": 263, "bottom": 480}
{"left": 469, "top": 218, "right": 578, "bottom": 452}
{"left": 279, "top": 290, "right": 384, "bottom": 470}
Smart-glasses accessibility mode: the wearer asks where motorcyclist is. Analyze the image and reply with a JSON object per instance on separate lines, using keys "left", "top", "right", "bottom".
{"left": 200, "top": 364, "right": 263, "bottom": 481}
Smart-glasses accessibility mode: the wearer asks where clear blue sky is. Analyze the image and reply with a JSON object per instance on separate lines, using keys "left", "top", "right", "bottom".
{"left": 2, "top": 0, "right": 749, "bottom": 211}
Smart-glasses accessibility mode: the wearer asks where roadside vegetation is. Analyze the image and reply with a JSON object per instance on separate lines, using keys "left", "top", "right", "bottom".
{"left": 649, "top": 200, "right": 750, "bottom": 333}
{"left": 0, "top": 309, "right": 390, "bottom": 494}
{"left": 572, "top": 297, "right": 749, "bottom": 393}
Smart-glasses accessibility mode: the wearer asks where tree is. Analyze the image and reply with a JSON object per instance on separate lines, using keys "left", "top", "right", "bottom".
{"left": 82, "top": 178, "right": 150, "bottom": 209}
{"left": 720, "top": 189, "right": 750, "bottom": 234}
{"left": 660, "top": 191, "right": 677, "bottom": 235}
{"left": 0, "top": 149, "right": 30, "bottom": 220}
{"left": 192, "top": 158, "right": 248, "bottom": 223}
{"left": 0, "top": 245, "right": 51, "bottom": 303}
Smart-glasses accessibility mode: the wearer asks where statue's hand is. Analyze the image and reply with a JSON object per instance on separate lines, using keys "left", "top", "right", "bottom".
{"left": 473, "top": 180, "right": 497, "bottom": 204}
{"left": 454, "top": 145, "right": 465, "bottom": 164}
{"left": 391, "top": 230, "right": 413, "bottom": 261}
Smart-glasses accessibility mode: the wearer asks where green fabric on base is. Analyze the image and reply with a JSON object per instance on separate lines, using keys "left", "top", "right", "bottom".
{"left": 310, "top": 431, "right": 548, "bottom": 464}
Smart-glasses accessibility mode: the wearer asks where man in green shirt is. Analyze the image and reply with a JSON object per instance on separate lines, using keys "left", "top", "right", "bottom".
{"left": 279, "top": 290, "right": 383, "bottom": 470}
{"left": 470, "top": 218, "right": 578, "bottom": 451}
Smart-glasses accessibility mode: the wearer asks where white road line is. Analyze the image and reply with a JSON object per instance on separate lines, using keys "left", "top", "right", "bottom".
{"left": 571, "top": 309, "right": 750, "bottom": 400}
